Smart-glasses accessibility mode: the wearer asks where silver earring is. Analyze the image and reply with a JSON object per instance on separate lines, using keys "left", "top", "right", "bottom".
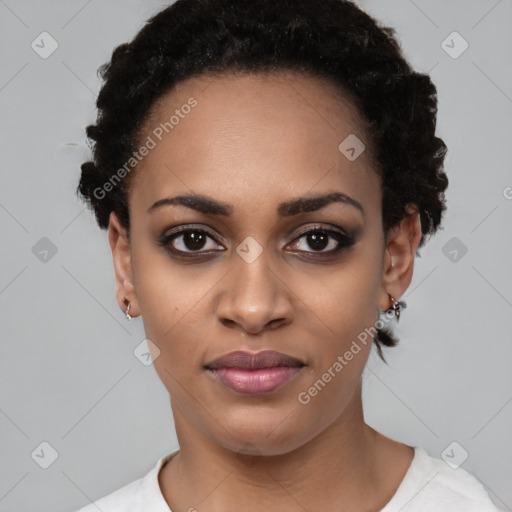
{"left": 387, "top": 296, "right": 406, "bottom": 322}
{"left": 123, "top": 298, "right": 132, "bottom": 321}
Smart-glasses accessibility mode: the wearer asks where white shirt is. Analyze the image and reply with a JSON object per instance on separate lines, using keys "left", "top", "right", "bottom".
{"left": 75, "top": 446, "right": 502, "bottom": 511}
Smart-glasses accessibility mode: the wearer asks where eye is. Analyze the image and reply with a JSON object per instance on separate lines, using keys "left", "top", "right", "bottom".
{"left": 286, "top": 226, "right": 354, "bottom": 254}
{"left": 158, "top": 224, "right": 355, "bottom": 259}
{"left": 158, "top": 226, "right": 225, "bottom": 255}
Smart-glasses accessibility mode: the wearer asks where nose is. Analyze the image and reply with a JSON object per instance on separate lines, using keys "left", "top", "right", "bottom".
{"left": 216, "top": 250, "right": 294, "bottom": 335}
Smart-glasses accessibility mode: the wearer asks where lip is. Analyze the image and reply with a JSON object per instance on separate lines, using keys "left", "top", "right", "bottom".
{"left": 204, "top": 350, "right": 305, "bottom": 395}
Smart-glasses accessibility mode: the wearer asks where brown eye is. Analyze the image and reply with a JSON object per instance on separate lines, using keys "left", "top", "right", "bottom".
{"left": 304, "top": 231, "right": 330, "bottom": 251}
{"left": 158, "top": 227, "right": 225, "bottom": 255}
{"left": 179, "top": 231, "right": 208, "bottom": 251}
{"left": 287, "top": 228, "right": 354, "bottom": 254}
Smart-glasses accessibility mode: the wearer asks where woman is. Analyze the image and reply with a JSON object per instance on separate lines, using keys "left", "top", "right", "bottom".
{"left": 75, "top": 0, "right": 501, "bottom": 510}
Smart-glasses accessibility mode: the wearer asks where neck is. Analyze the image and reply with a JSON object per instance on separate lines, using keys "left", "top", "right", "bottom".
{"left": 159, "top": 380, "right": 406, "bottom": 511}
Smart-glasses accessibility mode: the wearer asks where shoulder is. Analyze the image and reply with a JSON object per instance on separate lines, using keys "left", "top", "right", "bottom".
{"left": 72, "top": 450, "right": 179, "bottom": 512}
{"left": 424, "top": 450, "right": 499, "bottom": 510}
{"left": 74, "top": 477, "right": 144, "bottom": 512}
{"left": 382, "top": 446, "right": 502, "bottom": 512}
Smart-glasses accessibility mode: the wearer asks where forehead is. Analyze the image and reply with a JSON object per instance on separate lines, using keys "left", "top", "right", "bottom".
{"left": 143, "top": 70, "right": 371, "bottom": 155}
{"left": 128, "top": 70, "right": 380, "bottom": 219}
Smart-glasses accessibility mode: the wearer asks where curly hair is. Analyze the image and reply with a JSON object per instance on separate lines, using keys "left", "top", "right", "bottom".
{"left": 76, "top": 0, "right": 449, "bottom": 362}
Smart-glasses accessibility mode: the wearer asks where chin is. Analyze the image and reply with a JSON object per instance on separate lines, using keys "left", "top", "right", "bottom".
{"left": 211, "top": 408, "right": 317, "bottom": 457}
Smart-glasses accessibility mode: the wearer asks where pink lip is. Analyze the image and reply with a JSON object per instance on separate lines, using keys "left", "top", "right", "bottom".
{"left": 205, "top": 350, "right": 305, "bottom": 395}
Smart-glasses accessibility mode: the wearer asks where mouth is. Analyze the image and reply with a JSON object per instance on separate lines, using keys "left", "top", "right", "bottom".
{"left": 204, "top": 350, "right": 306, "bottom": 395}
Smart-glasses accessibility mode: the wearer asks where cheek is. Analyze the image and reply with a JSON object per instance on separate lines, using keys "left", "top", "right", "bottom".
{"left": 300, "top": 250, "right": 382, "bottom": 333}
{"left": 144, "top": 311, "right": 207, "bottom": 408}
{"left": 296, "top": 290, "right": 378, "bottom": 429}
{"left": 295, "top": 245, "right": 383, "bottom": 401}
{"left": 132, "top": 239, "right": 214, "bottom": 338}
{"left": 131, "top": 255, "right": 209, "bottom": 380}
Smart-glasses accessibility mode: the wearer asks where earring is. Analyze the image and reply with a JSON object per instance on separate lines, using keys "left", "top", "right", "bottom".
{"left": 123, "top": 297, "right": 132, "bottom": 321}
{"left": 387, "top": 295, "right": 406, "bottom": 322}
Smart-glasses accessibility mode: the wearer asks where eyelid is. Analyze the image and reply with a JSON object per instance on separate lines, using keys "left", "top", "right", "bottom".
{"left": 291, "top": 223, "right": 349, "bottom": 239}
{"left": 161, "top": 224, "right": 225, "bottom": 244}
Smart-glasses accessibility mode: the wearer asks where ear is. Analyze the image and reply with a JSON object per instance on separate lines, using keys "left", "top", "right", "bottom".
{"left": 378, "top": 204, "right": 422, "bottom": 311}
{"left": 108, "top": 211, "right": 138, "bottom": 318}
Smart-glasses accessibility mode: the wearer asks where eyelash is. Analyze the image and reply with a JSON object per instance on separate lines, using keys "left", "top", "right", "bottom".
{"left": 157, "top": 224, "right": 355, "bottom": 259}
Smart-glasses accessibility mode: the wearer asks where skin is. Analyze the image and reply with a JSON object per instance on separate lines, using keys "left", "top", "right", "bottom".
{"left": 108, "top": 70, "right": 422, "bottom": 511}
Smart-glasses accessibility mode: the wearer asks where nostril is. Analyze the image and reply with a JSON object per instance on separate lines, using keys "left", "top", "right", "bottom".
{"left": 220, "top": 318, "right": 236, "bottom": 328}
{"left": 268, "top": 318, "right": 286, "bottom": 329}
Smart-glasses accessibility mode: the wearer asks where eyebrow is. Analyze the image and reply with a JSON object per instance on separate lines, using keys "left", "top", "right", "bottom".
{"left": 147, "top": 192, "right": 365, "bottom": 218}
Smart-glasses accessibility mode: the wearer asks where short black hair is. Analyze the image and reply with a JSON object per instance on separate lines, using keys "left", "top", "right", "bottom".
{"left": 77, "top": 0, "right": 449, "bottom": 362}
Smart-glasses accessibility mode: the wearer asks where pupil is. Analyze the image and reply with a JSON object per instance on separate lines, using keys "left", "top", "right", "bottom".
{"left": 184, "top": 232, "right": 206, "bottom": 251}
{"left": 308, "top": 232, "right": 328, "bottom": 251}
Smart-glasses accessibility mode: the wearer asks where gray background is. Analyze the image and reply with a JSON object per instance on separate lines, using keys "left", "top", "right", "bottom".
{"left": 0, "top": 1, "right": 511, "bottom": 511}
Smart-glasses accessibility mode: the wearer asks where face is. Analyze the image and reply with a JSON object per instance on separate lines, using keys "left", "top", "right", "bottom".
{"left": 109, "top": 71, "right": 417, "bottom": 456}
